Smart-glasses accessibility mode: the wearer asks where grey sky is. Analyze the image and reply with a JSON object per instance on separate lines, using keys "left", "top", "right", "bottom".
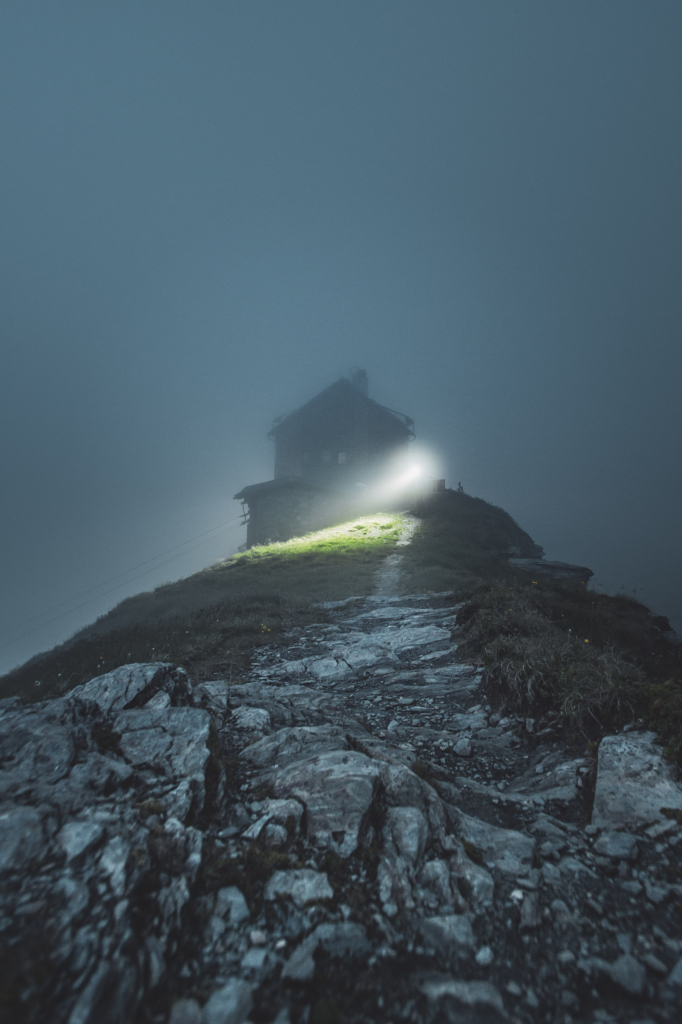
{"left": 2, "top": 1, "right": 681, "bottom": 674}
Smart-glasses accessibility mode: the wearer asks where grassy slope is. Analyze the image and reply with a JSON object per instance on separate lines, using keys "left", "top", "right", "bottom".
{"left": 402, "top": 491, "right": 682, "bottom": 761}
{"left": 0, "top": 514, "right": 404, "bottom": 703}
{"left": 456, "top": 578, "right": 682, "bottom": 761}
{"left": 400, "top": 489, "right": 542, "bottom": 594}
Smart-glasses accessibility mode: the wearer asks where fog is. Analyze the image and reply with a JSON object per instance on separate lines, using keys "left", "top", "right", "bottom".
{"left": 2, "top": 2, "right": 681, "bottom": 675}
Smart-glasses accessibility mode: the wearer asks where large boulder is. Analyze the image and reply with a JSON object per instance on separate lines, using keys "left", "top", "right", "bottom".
{"left": 592, "top": 731, "right": 682, "bottom": 829}
{"left": 70, "top": 662, "right": 191, "bottom": 712}
{"left": 272, "top": 749, "right": 383, "bottom": 857}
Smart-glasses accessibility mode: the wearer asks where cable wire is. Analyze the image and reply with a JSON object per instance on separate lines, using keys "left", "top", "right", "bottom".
{"left": 1, "top": 513, "right": 244, "bottom": 647}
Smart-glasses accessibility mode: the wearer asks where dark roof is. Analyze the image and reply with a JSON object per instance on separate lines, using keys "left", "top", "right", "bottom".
{"left": 267, "top": 377, "right": 414, "bottom": 439}
{"left": 234, "top": 476, "right": 330, "bottom": 501}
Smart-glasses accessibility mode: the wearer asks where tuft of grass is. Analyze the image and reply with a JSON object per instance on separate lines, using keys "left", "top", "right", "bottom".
{"left": 456, "top": 578, "right": 682, "bottom": 761}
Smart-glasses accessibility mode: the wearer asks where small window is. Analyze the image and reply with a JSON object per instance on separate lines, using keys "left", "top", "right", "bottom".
{"left": 337, "top": 452, "right": 347, "bottom": 464}
{"left": 321, "top": 450, "right": 331, "bottom": 463}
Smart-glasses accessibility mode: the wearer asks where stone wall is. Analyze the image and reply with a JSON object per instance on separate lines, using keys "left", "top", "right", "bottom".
{"left": 247, "top": 487, "right": 356, "bottom": 547}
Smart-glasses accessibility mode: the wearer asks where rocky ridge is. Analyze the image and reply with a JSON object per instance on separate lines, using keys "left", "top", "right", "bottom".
{"left": 2, "top": 594, "right": 682, "bottom": 1024}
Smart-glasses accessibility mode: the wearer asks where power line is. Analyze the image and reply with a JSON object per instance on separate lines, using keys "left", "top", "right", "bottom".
{"left": 1, "top": 513, "right": 244, "bottom": 647}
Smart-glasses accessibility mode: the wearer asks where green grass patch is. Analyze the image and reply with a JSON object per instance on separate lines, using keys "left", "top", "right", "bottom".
{"left": 231, "top": 514, "right": 404, "bottom": 564}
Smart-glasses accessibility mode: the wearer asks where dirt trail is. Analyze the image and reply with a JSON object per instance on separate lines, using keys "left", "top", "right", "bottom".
{"left": 373, "top": 513, "right": 421, "bottom": 597}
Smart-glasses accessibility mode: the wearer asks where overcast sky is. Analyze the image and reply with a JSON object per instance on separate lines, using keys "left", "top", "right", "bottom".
{"left": 1, "top": 1, "right": 681, "bottom": 675}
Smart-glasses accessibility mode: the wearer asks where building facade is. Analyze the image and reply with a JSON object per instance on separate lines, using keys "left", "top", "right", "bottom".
{"left": 269, "top": 370, "right": 414, "bottom": 489}
{"left": 234, "top": 371, "right": 415, "bottom": 548}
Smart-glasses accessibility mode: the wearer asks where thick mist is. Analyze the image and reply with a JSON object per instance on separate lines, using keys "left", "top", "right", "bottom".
{"left": 2, "top": 1, "right": 681, "bottom": 675}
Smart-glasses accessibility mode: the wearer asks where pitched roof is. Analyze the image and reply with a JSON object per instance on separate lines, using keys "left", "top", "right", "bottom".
{"left": 267, "top": 377, "right": 414, "bottom": 439}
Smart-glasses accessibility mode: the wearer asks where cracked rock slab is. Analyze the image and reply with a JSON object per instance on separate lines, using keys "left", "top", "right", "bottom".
{"left": 592, "top": 731, "right": 682, "bottom": 829}
{"left": 70, "top": 662, "right": 188, "bottom": 713}
{"left": 264, "top": 868, "right": 333, "bottom": 908}
{"left": 421, "top": 977, "right": 506, "bottom": 1018}
{"left": 114, "top": 706, "right": 210, "bottom": 783}
{"left": 0, "top": 805, "right": 44, "bottom": 872}
{"left": 452, "top": 809, "right": 535, "bottom": 877}
{"left": 272, "top": 749, "right": 382, "bottom": 857}
{"left": 419, "top": 913, "right": 475, "bottom": 952}
{"left": 241, "top": 725, "right": 348, "bottom": 770}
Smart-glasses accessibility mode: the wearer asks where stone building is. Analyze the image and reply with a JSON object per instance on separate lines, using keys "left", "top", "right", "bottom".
{"left": 235, "top": 371, "right": 415, "bottom": 548}
{"left": 269, "top": 369, "right": 414, "bottom": 488}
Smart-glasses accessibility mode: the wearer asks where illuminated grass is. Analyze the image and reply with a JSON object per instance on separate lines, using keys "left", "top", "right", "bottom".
{"left": 211, "top": 512, "right": 408, "bottom": 601}
{"left": 230, "top": 513, "right": 405, "bottom": 563}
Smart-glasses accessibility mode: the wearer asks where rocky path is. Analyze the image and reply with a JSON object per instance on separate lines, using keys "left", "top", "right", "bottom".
{"left": 2, "top": 593, "right": 682, "bottom": 1024}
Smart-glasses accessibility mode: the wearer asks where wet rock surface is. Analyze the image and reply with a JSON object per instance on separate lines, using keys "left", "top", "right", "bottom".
{"left": 2, "top": 599, "right": 682, "bottom": 1024}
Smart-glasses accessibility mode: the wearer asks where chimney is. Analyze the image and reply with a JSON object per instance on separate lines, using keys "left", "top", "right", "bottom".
{"left": 349, "top": 368, "right": 368, "bottom": 397}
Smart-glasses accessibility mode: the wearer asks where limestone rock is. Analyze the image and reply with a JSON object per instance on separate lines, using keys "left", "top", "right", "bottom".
{"left": 57, "top": 817, "right": 105, "bottom": 861}
{"left": 272, "top": 749, "right": 382, "bottom": 857}
{"left": 0, "top": 804, "right": 44, "bottom": 872}
{"left": 169, "top": 999, "right": 202, "bottom": 1024}
{"left": 592, "top": 732, "right": 682, "bottom": 829}
{"left": 449, "top": 842, "right": 495, "bottom": 910}
{"left": 70, "top": 662, "right": 189, "bottom": 712}
{"left": 420, "top": 858, "right": 462, "bottom": 911}
{"left": 308, "top": 657, "right": 354, "bottom": 684}
{"left": 2, "top": 585, "right": 678, "bottom": 1024}
{"left": 0, "top": 698, "right": 76, "bottom": 798}
{"left": 264, "top": 868, "right": 333, "bottom": 908}
{"left": 594, "top": 831, "right": 639, "bottom": 860}
{"left": 241, "top": 725, "right": 348, "bottom": 770}
{"left": 668, "top": 957, "right": 682, "bottom": 987}
{"left": 420, "top": 913, "right": 475, "bottom": 951}
{"left": 505, "top": 755, "right": 586, "bottom": 804}
{"left": 385, "top": 805, "right": 428, "bottom": 865}
{"left": 421, "top": 977, "right": 506, "bottom": 1016}
{"left": 609, "top": 954, "right": 646, "bottom": 995}
{"left": 453, "top": 809, "right": 535, "bottom": 876}
{"left": 202, "top": 978, "right": 252, "bottom": 1024}
{"left": 214, "top": 886, "right": 250, "bottom": 924}
{"left": 231, "top": 706, "right": 271, "bottom": 732}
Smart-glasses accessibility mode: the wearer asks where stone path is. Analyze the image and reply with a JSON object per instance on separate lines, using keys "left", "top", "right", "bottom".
{"left": 2, "top": 593, "right": 682, "bottom": 1024}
